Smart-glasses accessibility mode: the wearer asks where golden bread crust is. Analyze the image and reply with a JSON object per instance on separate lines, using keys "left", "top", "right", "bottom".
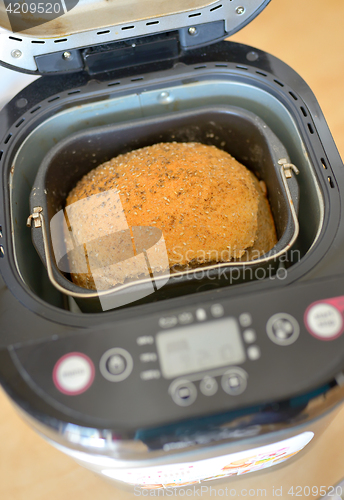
{"left": 64, "top": 142, "right": 275, "bottom": 290}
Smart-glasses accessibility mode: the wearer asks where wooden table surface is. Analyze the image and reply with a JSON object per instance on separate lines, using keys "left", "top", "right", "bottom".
{"left": 1, "top": 1, "right": 344, "bottom": 499}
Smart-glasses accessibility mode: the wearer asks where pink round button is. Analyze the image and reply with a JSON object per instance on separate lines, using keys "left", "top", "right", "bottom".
{"left": 305, "top": 301, "right": 344, "bottom": 341}
{"left": 53, "top": 352, "right": 95, "bottom": 395}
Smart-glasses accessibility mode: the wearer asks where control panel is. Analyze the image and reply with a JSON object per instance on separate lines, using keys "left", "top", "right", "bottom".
{"left": 12, "top": 276, "right": 344, "bottom": 430}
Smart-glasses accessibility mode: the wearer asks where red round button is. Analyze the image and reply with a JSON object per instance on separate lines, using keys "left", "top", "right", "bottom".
{"left": 53, "top": 352, "right": 95, "bottom": 395}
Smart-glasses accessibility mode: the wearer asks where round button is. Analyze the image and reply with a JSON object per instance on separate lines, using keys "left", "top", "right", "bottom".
{"left": 306, "top": 303, "right": 343, "bottom": 340}
{"left": 53, "top": 352, "right": 95, "bottom": 396}
{"left": 221, "top": 368, "right": 248, "bottom": 396}
{"left": 169, "top": 379, "right": 197, "bottom": 406}
{"left": 200, "top": 376, "right": 218, "bottom": 396}
{"left": 107, "top": 355, "right": 126, "bottom": 375}
{"left": 266, "top": 313, "right": 300, "bottom": 346}
{"left": 100, "top": 348, "right": 133, "bottom": 382}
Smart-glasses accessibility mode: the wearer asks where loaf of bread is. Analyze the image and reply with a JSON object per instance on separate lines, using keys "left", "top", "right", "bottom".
{"left": 239, "top": 173, "right": 278, "bottom": 261}
{"left": 64, "top": 142, "right": 277, "bottom": 290}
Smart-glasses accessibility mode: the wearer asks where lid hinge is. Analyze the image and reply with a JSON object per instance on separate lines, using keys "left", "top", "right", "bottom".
{"left": 33, "top": 21, "right": 227, "bottom": 75}
{"left": 83, "top": 32, "right": 180, "bottom": 76}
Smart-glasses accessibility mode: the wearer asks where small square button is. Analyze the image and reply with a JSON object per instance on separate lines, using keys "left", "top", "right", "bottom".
{"left": 247, "top": 345, "right": 261, "bottom": 360}
{"left": 239, "top": 313, "right": 252, "bottom": 327}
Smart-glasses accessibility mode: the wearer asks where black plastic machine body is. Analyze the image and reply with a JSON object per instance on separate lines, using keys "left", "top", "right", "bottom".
{"left": 1, "top": 0, "right": 344, "bottom": 489}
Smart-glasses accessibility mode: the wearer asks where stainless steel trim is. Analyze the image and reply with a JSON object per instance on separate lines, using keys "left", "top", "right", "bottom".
{"left": 11, "top": 382, "right": 344, "bottom": 464}
{"left": 27, "top": 164, "right": 300, "bottom": 300}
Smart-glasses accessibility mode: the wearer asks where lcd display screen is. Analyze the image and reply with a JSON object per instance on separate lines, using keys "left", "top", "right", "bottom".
{"left": 156, "top": 318, "right": 246, "bottom": 379}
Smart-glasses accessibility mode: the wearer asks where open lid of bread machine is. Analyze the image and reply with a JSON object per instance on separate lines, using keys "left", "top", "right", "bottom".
{"left": 0, "top": 0, "right": 271, "bottom": 74}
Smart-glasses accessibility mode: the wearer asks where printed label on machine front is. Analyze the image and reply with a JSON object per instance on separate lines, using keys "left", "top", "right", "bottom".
{"left": 101, "top": 432, "right": 314, "bottom": 488}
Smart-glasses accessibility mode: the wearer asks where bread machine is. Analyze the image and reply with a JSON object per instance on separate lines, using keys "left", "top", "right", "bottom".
{"left": 1, "top": 0, "right": 344, "bottom": 490}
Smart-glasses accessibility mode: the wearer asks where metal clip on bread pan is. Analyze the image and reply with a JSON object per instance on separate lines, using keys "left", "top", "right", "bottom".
{"left": 28, "top": 106, "right": 299, "bottom": 312}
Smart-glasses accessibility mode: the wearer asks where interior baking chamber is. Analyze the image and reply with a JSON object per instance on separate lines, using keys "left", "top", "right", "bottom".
{"left": 10, "top": 75, "right": 324, "bottom": 312}
{"left": 28, "top": 105, "right": 299, "bottom": 311}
